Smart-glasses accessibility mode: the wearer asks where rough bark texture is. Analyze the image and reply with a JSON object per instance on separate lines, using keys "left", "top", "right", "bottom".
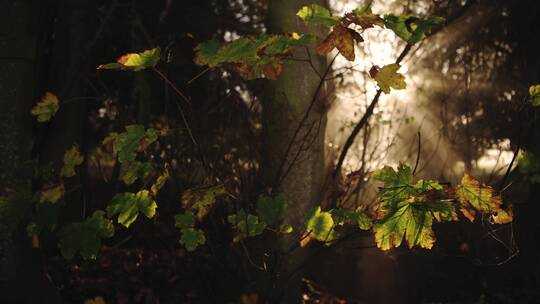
{"left": 262, "top": 0, "right": 328, "bottom": 301}
{"left": 0, "top": 0, "right": 38, "bottom": 295}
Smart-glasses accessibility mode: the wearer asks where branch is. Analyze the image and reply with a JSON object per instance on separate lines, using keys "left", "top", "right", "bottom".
{"left": 333, "top": 43, "right": 412, "bottom": 181}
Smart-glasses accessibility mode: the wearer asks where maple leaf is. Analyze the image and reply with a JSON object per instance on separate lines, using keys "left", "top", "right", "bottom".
{"left": 120, "top": 161, "right": 152, "bottom": 185}
{"left": 40, "top": 183, "right": 65, "bottom": 204}
{"left": 347, "top": 7, "right": 384, "bottom": 29}
{"left": 174, "top": 211, "right": 195, "bottom": 229}
{"left": 59, "top": 211, "right": 114, "bottom": 260}
{"left": 31, "top": 92, "right": 59, "bottom": 122}
{"left": 61, "top": 145, "right": 84, "bottom": 178}
{"left": 182, "top": 185, "right": 226, "bottom": 220}
{"left": 305, "top": 207, "right": 335, "bottom": 242}
{"left": 107, "top": 190, "right": 157, "bottom": 228}
{"left": 296, "top": 4, "right": 340, "bottom": 27}
{"left": 227, "top": 209, "right": 266, "bottom": 242}
{"left": 316, "top": 25, "right": 363, "bottom": 61}
{"left": 373, "top": 199, "right": 456, "bottom": 250}
{"left": 384, "top": 15, "right": 444, "bottom": 44}
{"left": 194, "top": 34, "right": 312, "bottom": 79}
{"left": 455, "top": 174, "right": 504, "bottom": 222}
{"left": 150, "top": 167, "right": 170, "bottom": 196}
{"left": 370, "top": 63, "right": 406, "bottom": 94}
{"left": 256, "top": 194, "right": 287, "bottom": 226}
{"left": 529, "top": 84, "right": 540, "bottom": 106}
{"left": 98, "top": 48, "right": 160, "bottom": 71}
{"left": 180, "top": 228, "right": 206, "bottom": 251}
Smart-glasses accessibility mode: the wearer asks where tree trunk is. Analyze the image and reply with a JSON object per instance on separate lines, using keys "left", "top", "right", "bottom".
{"left": 0, "top": 1, "right": 63, "bottom": 302}
{"left": 262, "top": 0, "right": 328, "bottom": 301}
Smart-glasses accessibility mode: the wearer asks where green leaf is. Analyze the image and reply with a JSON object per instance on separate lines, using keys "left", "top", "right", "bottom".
{"left": 98, "top": 48, "right": 160, "bottom": 71}
{"left": 296, "top": 4, "right": 340, "bottom": 27}
{"left": 517, "top": 151, "right": 540, "bottom": 183}
{"left": 194, "top": 34, "right": 312, "bottom": 79}
{"left": 107, "top": 190, "right": 157, "bottom": 227}
{"left": 120, "top": 161, "right": 152, "bottom": 185}
{"left": 354, "top": 206, "right": 373, "bottom": 230}
{"left": 174, "top": 211, "right": 195, "bottom": 229}
{"left": 373, "top": 199, "right": 455, "bottom": 250}
{"left": 373, "top": 164, "right": 414, "bottom": 203}
{"left": 227, "top": 209, "right": 266, "bottom": 242}
{"left": 106, "top": 125, "right": 157, "bottom": 163}
{"left": 330, "top": 207, "right": 373, "bottom": 230}
{"left": 180, "top": 228, "right": 206, "bottom": 251}
{"left": 182, "top": 185, "right": 226, "bottom": 220}
{"left": 305, "top": 207, "right": 335, "bottom": 241}
{"left": 59, "top": 211, "right": 114, "bottom": 260}
{"left": 256, "top": 194, "right": 287, "bottom": 226}
{"left": 455, "top": 174, "right": 501, "bottom": 222}
{"left": 384, "top": 15, "right": 444, "bottom": 44}
{"left": 61, "top": 145, "right": 84, "bottom": 178}
{"left": 279, "top": 223, "right": 293, "bottom": 234}
{"left": 31, "top": 92, "right": 59, "bottom": 122}
{"left": 529, "top": 84, "right": 540, "bottom": 106}
{"left": 371, "top": 64, "right": 406, "bottom": 94}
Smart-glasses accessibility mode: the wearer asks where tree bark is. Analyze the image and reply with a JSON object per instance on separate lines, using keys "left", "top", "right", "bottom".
{"left": 262, "top": 0, "right": 328, "bottom": 301}
{"left": 0, "top": 1, "right": 64, "bottom": 302}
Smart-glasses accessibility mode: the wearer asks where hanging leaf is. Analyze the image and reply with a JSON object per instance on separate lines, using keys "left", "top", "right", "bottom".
{"left": 40, "top": 183, "right": 65, "bottom": 204}
{"left": 97, "top": 48, "right": 160, "bottom": 71}
{"left": 517, "top": 151, "right": 540, "bottom": 183}
{"left": 180, "top": 228, "right": 206, "bottom": 251}
{"left": 194, "top": 33, "right": 312, "bottom": 79}
{"left": 490, "top": 204, "right": 513, "bottom": 224}
{"left": 316, "top": 25, "right": 363, "bottom": 61}
{"left": 61, "top": 145, "right": 84, "bottom": 178}
{"left": 227, "top": 209, "right": 266, "bottom": 242}
{"left": 182, "top": 185, "right": 226, "bottom": 220}
{"left": 373, "top": 199, "right": 449, "bottom": 250}
{"left": 384, "top": 15, "right": 444, "bottom": 44}
{"left": 31, "top": 92, "right": 59, "bottom": 122}
{"left": 104, "top": 125, "right": 158, "bottom": 163}
{"left": 455, "top": 174, "right": 500, "bottom": 222}
{"left": 305, "top": 207, "right": 335, "bottom": 242}
{"left": 372, "top": 164, "right": 457, "bottom": 250}
{"left": 370, "top": 63, "right": 406, "bottom": 94}
{"left": 59, "top": 211, "right": 114, "bottom": 260}
{"left": 174, "top": 211, "right": 195, "bottom": 229}
{"left": 107, "top": 190, "right": 157, "bottom": 228}
{"left": 120, "top": 161, "right": 152, "bottom": 185}
{"left": 256, "top": 194, "right": 287, "bottom": 226}
{"left": 348, "top": 7, "right": 384, "bottom": 29}
{"left": 529, "top": 84, "right": 540, "bottom": 106}
{"left": 296, "top": 4, "right": 340, "bottom": 27}
{"left": 151, "top": 167, "right": 170, "bottom": 196}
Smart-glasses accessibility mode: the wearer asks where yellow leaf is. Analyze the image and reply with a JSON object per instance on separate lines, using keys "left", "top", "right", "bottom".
{"left": 371, "top": 64, "right": 406, "bottom": 94}
{"left": 40, "top": 183, "right": 65, "bottom": 204}
{"left": 83, "top": 296, "right": 106, "bottom": 304}
{"left": 31, "top": 92, "right": 59, "bottom": 122}
{"left": 97, "top": 48, "right": 160, "bottom": 71}
{"left": 61, "top": 145, "right": 84, "bottom": 178}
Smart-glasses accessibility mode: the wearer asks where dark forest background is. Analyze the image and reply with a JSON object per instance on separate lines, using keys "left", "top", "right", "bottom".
{"left": 1, "top": 0, "right": 540, "bottom": 303}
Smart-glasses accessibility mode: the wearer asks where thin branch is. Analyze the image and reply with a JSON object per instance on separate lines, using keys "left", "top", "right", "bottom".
{"left": 412, "top": 131, "right": 422, "bottom": 175}
{"left": 333, "top": 43, "right": 413, "bottom": 181}
{"left": 272, "top": 54, "right": 338, "bottom": 189}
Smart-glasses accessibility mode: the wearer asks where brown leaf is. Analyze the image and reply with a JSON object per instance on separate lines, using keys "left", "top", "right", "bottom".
{"left": 346, "top": 12, "right": 384, "bottom": 29}
{"left": 316, "top": 25, "right": 362, "bottom": 61}
{"left": 262, "top": 62, "right": 283, "bottom": 80}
